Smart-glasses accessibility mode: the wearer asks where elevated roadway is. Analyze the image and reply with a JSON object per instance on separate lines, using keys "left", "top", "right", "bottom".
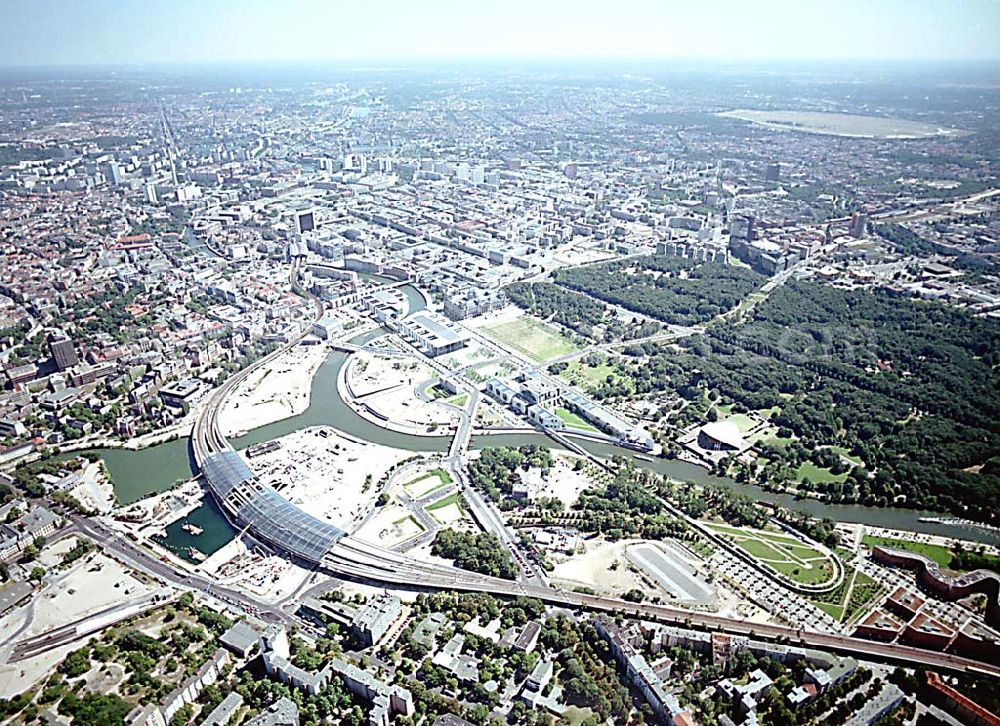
{"left": 10, "top": 589, "right": 175, "bottom": 662}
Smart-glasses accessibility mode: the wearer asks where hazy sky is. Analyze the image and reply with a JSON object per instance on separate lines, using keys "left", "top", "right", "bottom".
{"left": 2, "top": 0, "right": 998, "bottom": 67}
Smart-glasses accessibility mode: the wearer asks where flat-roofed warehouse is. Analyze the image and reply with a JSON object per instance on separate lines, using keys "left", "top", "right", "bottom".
{"left": 201, "top": 450, "right": 345, "bottom": 565}
{"left": 398, "top": 312, "right": 470, "bottom": 357}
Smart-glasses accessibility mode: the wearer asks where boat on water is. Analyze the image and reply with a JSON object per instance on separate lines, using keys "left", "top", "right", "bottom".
{"left": 918, "top": 516, "right": 1000, "bottom": 533}
{"left": 182, "top": 523, "right": 204, "bottom": 535}
{"left": 186, "top": 546, "right": 207, "bottom": 562}
{"left": 633, "top": 454, "right": 654, "bottom": 462}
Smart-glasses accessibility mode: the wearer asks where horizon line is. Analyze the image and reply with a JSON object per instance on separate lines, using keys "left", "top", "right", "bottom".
{"left": 2, "top": 55, "right": 1000, "bottom": 73}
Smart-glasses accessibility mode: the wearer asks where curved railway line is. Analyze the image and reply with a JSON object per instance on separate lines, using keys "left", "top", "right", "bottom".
{"left": 187, "top": 266, "right": 1000, "bottom": 681}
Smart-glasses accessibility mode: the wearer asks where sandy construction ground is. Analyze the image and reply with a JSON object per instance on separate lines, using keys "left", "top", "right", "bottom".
{"left": 550, "top": 539, "right": 649, "bottom": 596}
{"left": 405, "top": 540, "right": 466, "bottom": 569}
{"left": 530, "top": 454, "right": 592, "bottom": 508}
{"left": 29, "top": 554, "right": 153, "bottom": 633}
{"left": 0, "top": 553, "right": 157, "bottom": 697}
{"left": 70, "top": 461, "right": 116, "bottom": 514}
{"left": 37, "top": 535, "right": 82, "bottom": 569}
{"left": 461, "top": 305, "right": 523, "bottom": 330}
{"left": 715, "top": 583, "right": 770, "bottom": 622}
{"left": 0, "top": 639, "right": 74, "bottom": 698}
{"left": 435, "top": 341, "right": 494, "bottom": 370}
{"left": 466, "top": 360, "right": 518, "bottom": 381}
{"left": 202, "top": 538, "right": 310, "bottom": 602}
{"left": 347, "top": 352, "right": 457, "bottom": 433}
{"left": 245, "top": 426, "right": 414, "bottom": 532}
{"left": 366, "top": 381, "right": 458, "bottom": 430}
{"left": 218, "top": 343, "right": 329, "bottom": 436}
{"left": 547, "top": 239, "right": 620, "bottom": 268}
{"left": 354, "top": 504, "right": 425, "bottom": 548}
{"left": 429, "top": 502, "right": 466, "bottom": 525}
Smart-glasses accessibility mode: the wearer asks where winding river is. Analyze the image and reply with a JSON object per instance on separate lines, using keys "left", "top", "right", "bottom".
{"left": 80, "top": 288, "right": 1000, "bottom": 557}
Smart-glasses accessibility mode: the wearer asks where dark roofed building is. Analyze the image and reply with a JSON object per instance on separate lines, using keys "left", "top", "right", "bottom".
{"left": 220, "top": 620, "right": 262, "bottom": 658}
{"left": 514, "top": 620, "right": 541, "bottom": 652}
{"left": 432, "top": 716, "right": 476, "bottom": 726}
{"left": 246, "top": 698, "right": 299, "bottom": 726}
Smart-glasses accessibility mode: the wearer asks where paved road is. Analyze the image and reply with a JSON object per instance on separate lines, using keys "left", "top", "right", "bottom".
{"left": 71, "top": 515, "right": 292, "bottom": 625}
{"left": 10, "top": 589, "right": 174, "bottom": 662}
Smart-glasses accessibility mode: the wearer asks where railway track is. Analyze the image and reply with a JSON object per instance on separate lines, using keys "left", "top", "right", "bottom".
{"left": 186, "top": 264, "right": 1000, "bottom": 681}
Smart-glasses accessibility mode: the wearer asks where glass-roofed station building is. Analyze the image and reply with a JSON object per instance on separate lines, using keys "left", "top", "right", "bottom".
{"left": 201, "top": 450, "right": 345, "bottom": 564}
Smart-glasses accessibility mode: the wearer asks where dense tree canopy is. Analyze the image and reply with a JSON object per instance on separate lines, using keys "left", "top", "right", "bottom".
{"left": 467, "top": 445, "right": 552, "bottom": 502}
{"left": 431, "top": 529, "right": 518, "bottom": 580}
{"left": 619, "top": 279, "right": 1000, "bottom": 519}
{"left": 505, "top": 281, "right": 660, "bottom": 341}
{"left": 552, "top": 255, "right": 763, "bottom": 325}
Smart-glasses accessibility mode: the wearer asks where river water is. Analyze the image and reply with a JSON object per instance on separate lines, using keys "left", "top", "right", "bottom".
{"left": 82, "top": 290, "right": 1000, "bottom": 557}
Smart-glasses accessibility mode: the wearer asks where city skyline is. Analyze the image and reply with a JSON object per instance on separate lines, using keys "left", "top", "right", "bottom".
{"left": 2, "top": 0, "right": 999, "bottom": 68}
{"left": 0, "top": 5, "right": 998, "bottom": 723}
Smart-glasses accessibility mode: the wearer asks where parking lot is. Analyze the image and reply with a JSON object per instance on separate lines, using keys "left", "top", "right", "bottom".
{"left": 710, "top": 549, "right": 844, "bottom": 634}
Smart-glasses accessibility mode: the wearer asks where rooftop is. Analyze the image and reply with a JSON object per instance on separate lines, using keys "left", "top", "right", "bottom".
{"left": 202, "top": 450, "right": 344, "bottom": 564}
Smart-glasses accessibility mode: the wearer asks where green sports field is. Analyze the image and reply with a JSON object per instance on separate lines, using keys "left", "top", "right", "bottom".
{"left": 483, "top": 316, "right": 578, "bottom": 362}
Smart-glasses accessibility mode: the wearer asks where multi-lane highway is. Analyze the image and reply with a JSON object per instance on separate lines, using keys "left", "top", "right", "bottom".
{"left": 9, "top": 589, "right": 174, "bottom": 662}
{"left": 71, "top": 514, "right": 292, "bottom": 625}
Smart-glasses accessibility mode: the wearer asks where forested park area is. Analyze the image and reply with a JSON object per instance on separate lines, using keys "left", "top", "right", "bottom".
{"left": 618, "top": 280, "right": 1000, "bottom": 521}
{"left": 551, "top": 255, "right": 763, "bottom": 325}
{"left": 505, "top": 281, "right": 660, "bottom": 341}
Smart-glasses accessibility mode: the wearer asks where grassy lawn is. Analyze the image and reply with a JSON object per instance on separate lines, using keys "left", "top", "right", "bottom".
{"left": 768, "top": 558, "right": 835, "bottom": 585}
{"left": 483, "top": 315, "right": 578, "bottom": 362}
{"left": 706, "top": 523, "right": 805, "bottom": 547}
{"left": 555, "top": 407, "right": 601, "bottom": 433}
{"left": 784, "top": 543, "right": 827, "bottom": 560}
{"left": 723, "top": 412, "right": 756, "bottom": 433}
{"left": 558, "top": 357, "right": 634, "bottom": 394}
{"left": 733, "top": 538, "right": 787, "bottom": 562}
{"left": 427, "top": 492, "right": 466, "bottom": 512}
{"left": 409, "top": 468, "right": 453, "bottom": 486}
{"left": 862, "top": 535, "right": 952, "bottom": 568}
{"left": 843, "top": 570, "right": 883, "bottom": 623}
{"left": 748, "top": 423, "right": 794, "bottom": 447}
{"left": 836, "top": 546, "right": 857, "bottom": 562}
{"left": 815, "top": 601, "right": 844, "bottom": 620}
{"left": 812, "top": 568, "right": 885, "bottom": 625}
{"left": 405, "top": 469, "right": 454, "bottom": 498}
{"left": 560, "top": 708, "right": 598, "bottom": 726}
{"left": 796, "top": 461, "right": 849, "bottom": 484}
{"left": 392, "top": 514, "right": 425, "bottom": 531}
{"left": 714, "top": 522, "right": 837, "bottom": 586}
{"left": 689, "top": 539, "right": 716, "bottom": 559}
{"left": 443, "top": 392, "right": 468, "bottom": 407}
{"left": 828, "top": 445, "right": 863, "bottom": 466}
